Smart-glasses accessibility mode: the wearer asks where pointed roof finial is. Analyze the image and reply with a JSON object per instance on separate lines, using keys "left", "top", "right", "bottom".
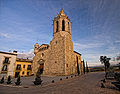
{"left": 58, "top": 8, "right": 66, "bottom": 16}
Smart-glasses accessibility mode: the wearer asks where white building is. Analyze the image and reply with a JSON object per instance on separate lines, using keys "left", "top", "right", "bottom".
{"left": 0, "top": 51, "right": 17, "bottom": 78}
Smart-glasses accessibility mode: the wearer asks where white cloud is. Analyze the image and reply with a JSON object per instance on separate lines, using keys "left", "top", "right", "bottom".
{"left": 87, "top": 62, "right": 102, "bottom": 67}
{"left": 74, "top": 42, "right": 104, "bottom": 50}
{"left": 84, "top": 53, "right": 120, "bottom": 66}
{"left": 0, "top": 32, "right": 10, "bottom": 38}
{"left": 17, "top": 49, "right": 34, "bottom": 59}
{"left": 106, "top": 46, "right": 116, "bottom": 52}
{"left": 115, "top": 40, "right": 120, "bottom": 43}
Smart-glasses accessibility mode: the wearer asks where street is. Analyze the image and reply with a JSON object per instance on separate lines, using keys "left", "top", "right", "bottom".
{"left": 0, "top": 72, "right": 119, "bottom": 94}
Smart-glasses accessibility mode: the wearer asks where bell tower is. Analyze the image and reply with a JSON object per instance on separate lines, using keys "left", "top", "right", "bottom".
{"left": 34, "top": 43, "right": 39, "bottom": 55}
{"left": 46, "top": 9, "right": 74, "bottom": 75}
{"left": 53, "top": 9, "right": 71, "bottom": 35}
{"left": 32, "top": 9, "right": 79, "bottom": 76}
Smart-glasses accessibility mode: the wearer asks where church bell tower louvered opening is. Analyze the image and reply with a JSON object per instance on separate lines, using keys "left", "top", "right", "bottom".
{"left": 53, "top": 9, "right": 71, "bottom": 35}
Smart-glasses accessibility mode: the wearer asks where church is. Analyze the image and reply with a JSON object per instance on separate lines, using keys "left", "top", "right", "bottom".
{"left": 32, "top": 9, "right": 83, "bottom": 76}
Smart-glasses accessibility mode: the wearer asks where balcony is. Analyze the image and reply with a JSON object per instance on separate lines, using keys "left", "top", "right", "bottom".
{"left": 1, "top": 71, "right": 7, "bottom": 73}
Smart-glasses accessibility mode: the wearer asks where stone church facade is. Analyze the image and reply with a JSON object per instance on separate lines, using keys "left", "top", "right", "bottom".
{"left": 32, "top": 9, "right": 83, "bottom": 76}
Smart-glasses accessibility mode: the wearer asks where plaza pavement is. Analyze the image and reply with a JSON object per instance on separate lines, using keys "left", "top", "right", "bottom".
{"left": 0, "top": 72, "right": 120, "bottom": 94}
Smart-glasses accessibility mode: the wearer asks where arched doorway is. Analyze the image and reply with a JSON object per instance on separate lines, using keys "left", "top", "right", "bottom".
{"left": 39, "top": 63, "right": 44, "bottom": 74}
{"left": 37, "top": 59, "right": 44, "bottom": 75}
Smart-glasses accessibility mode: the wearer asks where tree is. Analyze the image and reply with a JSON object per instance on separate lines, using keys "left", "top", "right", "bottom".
{"left": 100, "top": 56, "right": 110, "bottom": 72}
{"left": 15, "top": 76, "right": 21, "bottom": 85}
{"left": 83, "top": 60, "right": 85, "bottom": 74}
{"left": 116, "top": 55, "right": 120, "bottom": 70}
{"left": 119, "top": 63, "right": 120, "bottom": 70}
{"left": 86, "top": 62, "right": 89, "bottom": 73}
{"left": 7, "top": 75, "right": 11, "bottom": 84}
{"left": 116, "top": 55, "right": 120, "bottom": 61}
{"left": 0, "top": 76, "right": 4, "bottom": 84}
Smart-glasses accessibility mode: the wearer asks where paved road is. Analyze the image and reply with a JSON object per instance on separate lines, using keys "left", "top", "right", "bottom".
{"left": 0, "top": 72, "right": 119, "bottom": 94}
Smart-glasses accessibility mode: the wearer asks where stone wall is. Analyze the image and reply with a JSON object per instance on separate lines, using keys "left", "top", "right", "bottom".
{"left": 44, "top": 32, "right": 66, "bottom": 75}
{"left": 64, "top": 32, "right": 74, "bottom": 75}
{"left": 73, "top": 52, "right": 82, "bottom": 75}
{"left": 32, "top": 47, "right": 48, "bottom": 75}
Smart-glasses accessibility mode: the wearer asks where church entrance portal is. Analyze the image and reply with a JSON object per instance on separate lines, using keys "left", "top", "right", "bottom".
{"left": 39, "top": 63, "right": 44, "bottom": 74}
{"left": 37, "top": 59, "right": 44, "bottom": 75}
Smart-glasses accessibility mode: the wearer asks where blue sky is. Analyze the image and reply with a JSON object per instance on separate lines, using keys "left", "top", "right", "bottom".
{"left": 0, "top": 0, "right": 120, "bottom": 66}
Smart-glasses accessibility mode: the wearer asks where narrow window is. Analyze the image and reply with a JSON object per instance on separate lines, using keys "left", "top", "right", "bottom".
{"left": 76, "top": 56, "right": 80, "bottom": 75}
{"left": 42, "top": 53, "right": 44, "bottom": 57}
{"left": 56, "top": 21, "right": 59, "bottom": 32}
{"left": 23, "top": 65, "right": 25, "bottom": 68}
{"left": 2, "top": 65, "right": 7, "bottom": 71}
{"left": 22, "top": 71, "right": 24, "bottom": 74}
{"left": 27, "top": 72, "right": 29, "bottom": 76}
{"left": 68, "top": 22, "right": 69, "bottom": 30}
{"left": 27, "top": 65, "right": 31, "bottom": 70}
{"left": 16, "top": 64, "right": 21, "bottom": 70}
{"left": 66, "top": 64, "right": 68, "bottom": 67}
{"left": 3, "top": 57, "right": 10, "bottom": 64}
{"left": 62, "top": 20, "right": 65, "bottom": 31}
